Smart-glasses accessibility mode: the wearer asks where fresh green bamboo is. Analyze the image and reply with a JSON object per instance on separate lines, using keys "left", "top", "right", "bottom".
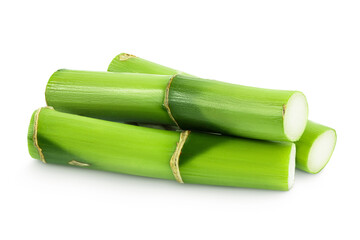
{"left": 45, "top": 70, "right": 172, "bottom": 124}
{"left": 46, "top": 69, "right": 308, "bottom": 142}
{"left": 108, "top": 53, "right": 194, "bottom": 76}
{"left": 107, "top": 53, "right": 337, "bottom": 173}
{"left": 296, "top": 121, "right": 337, "bottom": 173}
{"left": 28, "top": 107, "right": 296, "bottom": 190}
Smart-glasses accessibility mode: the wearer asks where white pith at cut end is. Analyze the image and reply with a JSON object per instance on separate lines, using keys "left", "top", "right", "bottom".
{"left": 288, "top": 144, "right": 296, "bottom": 190}
{"left": 284, "top": 92, "right": 308, "bottom": 141}
{"left": 307, "top": 130, "right": 336, "bottom": 173}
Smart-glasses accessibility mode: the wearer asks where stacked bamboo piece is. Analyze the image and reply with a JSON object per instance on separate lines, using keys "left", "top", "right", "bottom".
{"left": 28, "top": 53, "right": 337, "bottom": 190}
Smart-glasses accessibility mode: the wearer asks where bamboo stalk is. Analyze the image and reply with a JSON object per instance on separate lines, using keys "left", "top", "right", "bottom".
{"left": 296, "top": 121, "right": 337, "bottom": 173}
{"left": 28, "top": 108, "right": 295, "bottom": 190}
{"left": 108, "top": 53, "right": 194, "bottom": 76}
{"left": 46, "top": 70, "right": 173, "bottom": 124}
{"left": 46, "top": 69, "right": 308, "bottom": 142}
{"left": 107, "top": 53, "right": 336, "bottom": 173}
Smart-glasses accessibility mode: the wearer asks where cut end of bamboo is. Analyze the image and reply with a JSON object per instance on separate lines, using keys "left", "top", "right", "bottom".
{"left": 27, "top": 110, "right": 41, "bottom": 161}
{"left": 118, "top": 53, "right": 137, "bottom": 61}
{"left": 307, "top": 129, "right": 337, "bottom": 174}
{"left": 283, "top": 92, "right": 308, "bottom": 142}
{"left": 288, "top": 144, "right": 296, "bottom": 190}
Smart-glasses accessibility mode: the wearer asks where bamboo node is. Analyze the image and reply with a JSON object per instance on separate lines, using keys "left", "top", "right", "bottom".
{"left": 282, "top": 104, "right": 286, "bottom": 118}
{"left": 119, "top": 53, "right": 137, "bottom": 61}
{"left": 68, "top": 160, "right": 90, "bottom": 167}
{"left": 170, "top": 130, "right": 191, "bottom": 183}
{"left": 33, "top": 106, "right": 54, "bottom": 163}
{"left": 164, "top": 74, "right": 181, "bottom": 128}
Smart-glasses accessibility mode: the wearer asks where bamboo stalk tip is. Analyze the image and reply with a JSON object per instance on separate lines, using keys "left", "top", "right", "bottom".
{"left": 283, "top": 92, "right": 308, "bottom": 141}
{"left": 27, "top": 107, "right": 55, "bottom": 163}
{"left": 307, "top": 129, "right": 337, "bottom": 174}
{"left": 118, "top": 53, "right": 137, "bottom": 61}
{"left": 27, "top": 110, "right": 41, "bottom": 161}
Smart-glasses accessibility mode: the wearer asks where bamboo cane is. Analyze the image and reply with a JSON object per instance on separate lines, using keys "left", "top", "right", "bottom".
{"left": 46, "top": 69, "right": 308, "bottom": 142}
{"left": 296, "top": 121, "right": 336, "bottom": 173}
{"left": 28, "top": 107, "right": 296, "bottom": 190}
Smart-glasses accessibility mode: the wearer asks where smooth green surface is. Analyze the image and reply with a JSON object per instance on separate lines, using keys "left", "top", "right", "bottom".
{"left": 28, "top": 108, "right": 294, "bottom": 190}
{"left": 46, "top": 70, "right": 173, "bottom": 124}
{"left": 108, "top": 53, "right": 194, "bottom": 76}
{"left": 180, "top": 132, "right": 294, "bottom": 190}
{"left": 296, "top": 121, "right": 336, "bottom": 173}
{"left": 170, "top": 75, "right": 299, "bottom": 141}
{"left": 46, "top": 69, "right": 304, "bottom": 141}
{"left": 30, "top": 108, "right": 179, "bottom": 179}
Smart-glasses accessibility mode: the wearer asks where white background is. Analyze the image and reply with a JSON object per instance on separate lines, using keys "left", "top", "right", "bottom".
{"left": 1, "top": 1, "right": 359, "bottom": 239}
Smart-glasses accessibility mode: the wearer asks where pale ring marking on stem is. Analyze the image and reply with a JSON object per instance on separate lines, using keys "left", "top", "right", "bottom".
{"left": 68, "top": 160, "right": 90, "bottom": 167}
{"left": 170, "top": 130, "right": 191, "bottom": 183}
{"left": 33, "top": 106, "right": 54, "bottom": 163}
{"left": 164, "top": 74, "right": 181, "bottom": 128}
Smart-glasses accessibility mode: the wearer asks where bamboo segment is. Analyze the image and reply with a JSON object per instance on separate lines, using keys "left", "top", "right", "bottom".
{"left": 167, "top": 74, "right": 307, "bottom": 142}
{"left": 296, "top": 121, "right": 337, "bottom": 173}
{"left": 46, "top": 70, "right": 308, "bottom": 142}
{"left": 108, "top": 53, "right": 194, "bottom": 76}
{"left": 107, "top": 53, "right": 337, "bottom": 173}
{"left": 28, "top": 108, "right": 296, "bottom": 190}
{"left": 46, "top": 70, "right": 173, "bottom": 124}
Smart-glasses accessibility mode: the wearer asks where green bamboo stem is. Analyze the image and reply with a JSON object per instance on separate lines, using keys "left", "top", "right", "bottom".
{"left": 28, "top": 108, "right": 296, "bottom": 190}
{"left": 107, "top": 53, "right": 336, "bottom": 173}
{"left": 46, "top": 70, "right": 173, "bottom": 124}
{"left": 296, "top": 121, "right": 337, "bottom": 173}
{"left": 108, "top": 53, "right": 194, "bottom": 76}
{"left": 46, "top": 69, "right": 308, "bottom": 142}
